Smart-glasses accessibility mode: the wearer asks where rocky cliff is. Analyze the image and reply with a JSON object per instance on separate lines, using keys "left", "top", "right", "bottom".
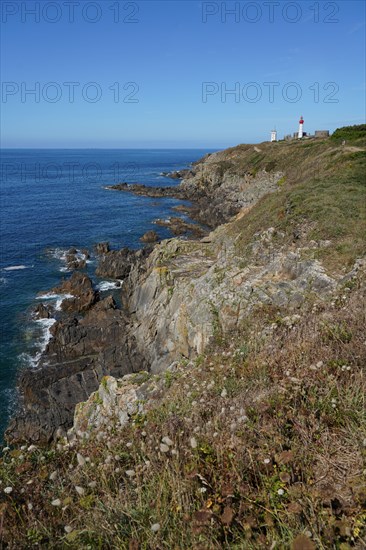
{"left": 1, "top": 128, "right": 366, "bottom": 548}
{"left": 6, "top": 136, "right": 366, "bottom": 447}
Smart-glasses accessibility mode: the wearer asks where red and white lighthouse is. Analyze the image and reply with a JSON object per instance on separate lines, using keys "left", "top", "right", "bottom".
{"left": 298, "top": 116, "right": 304, "bottom": 139}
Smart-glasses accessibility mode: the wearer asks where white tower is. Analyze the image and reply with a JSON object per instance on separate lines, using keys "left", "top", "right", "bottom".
{"left": 298, "top": 116, "right": 304, "bottom": 139}
{"left": 271, "top": 129, "right": 277, "bottom": 142}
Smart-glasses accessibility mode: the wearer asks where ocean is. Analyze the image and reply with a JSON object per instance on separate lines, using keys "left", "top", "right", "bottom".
{"left": 0, "top": 148, "right": 214, "bottom": 442}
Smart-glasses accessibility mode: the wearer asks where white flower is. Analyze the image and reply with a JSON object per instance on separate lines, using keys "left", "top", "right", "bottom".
{"left": 76, "top": 453, "right": 85, "bottom": 467}
{"left": 64, "top": 525, "right": 73, "bottom": 534}
{"left": 125, "top": 470, "right": 136, "bottom": 477}
{"left": 51, "top": 498, "right": 61, "bottom": 506}
{"left": 198, "top": 487, "right": 207, "bottom": 493}
{"left": 277, "top": 489, "right": 285, "bottom": 496}
{"left": 264, "top": 458, "right": 271, "bottom": 464}
{"left": 151, "top": 523, "right": 160, "bottom": 532}
{"left": 4, "top": 487, "right": 13, "bottom": 494}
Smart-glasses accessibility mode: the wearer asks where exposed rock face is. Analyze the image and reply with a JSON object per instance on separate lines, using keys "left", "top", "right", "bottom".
{"left": 6, "top": 296, "right": 147, "bottom": 444}
{"left": 34, "top": 303, "right": 52, "bottom": 319}
{"left": 95, "top": 247, "right": 152, "bottom": 280}
{"left": 108, "top": 160, "right": 283, "bottom": 229}
{"left": 71, "top": 374, "right": 148, "bottom": 436}
{"left": 124, "top": 225, "right": 339, "bottom": 373}
{"left": 64, "top": 248, "right": 89, "bottom": 270}
{"left": 55, "top": 272, "right": 98, "bottom": 313}
{"left": 155, "top": 217, "right": 205, "bottom": 238}
{"left": 95, "top": 242, "right": 110, "bottom": 255}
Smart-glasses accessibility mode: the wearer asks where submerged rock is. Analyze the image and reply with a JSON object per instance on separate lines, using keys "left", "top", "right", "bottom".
{"left": 140, "top": 230, "right": 159, "bottom": 243}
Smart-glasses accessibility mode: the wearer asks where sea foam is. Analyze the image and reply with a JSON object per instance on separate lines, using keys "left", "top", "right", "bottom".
{"left": 2, "top": 265, "right": 32, "bottom": 271}
{"left": 36, "top": 292, "right": 73, "bottom": 311}
{"left": 96, "top": 280, "right": 123, "bottom": 291}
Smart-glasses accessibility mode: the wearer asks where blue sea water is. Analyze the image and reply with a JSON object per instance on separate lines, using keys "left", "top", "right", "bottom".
{"left": 0, "top": 148, "right": 214, "bottom": 441}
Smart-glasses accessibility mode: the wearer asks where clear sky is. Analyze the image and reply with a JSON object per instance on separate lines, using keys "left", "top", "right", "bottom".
{"left": 1, "top": 0, "right": 365, "bottom": 148}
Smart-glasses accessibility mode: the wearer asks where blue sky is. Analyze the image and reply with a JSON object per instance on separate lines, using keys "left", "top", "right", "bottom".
{"left": 1, "top": 0, "right": 365, "bottom": 148}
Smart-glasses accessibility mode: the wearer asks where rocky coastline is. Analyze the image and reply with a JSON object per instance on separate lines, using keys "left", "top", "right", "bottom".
{"left": 2, "top": 128, "right": 366, "bottom": 548}
{"left": 5, "top": 140, "right": 352, "bottom": 445}
{"left": 5, "top": 148, "right": 279, "bottom": 444}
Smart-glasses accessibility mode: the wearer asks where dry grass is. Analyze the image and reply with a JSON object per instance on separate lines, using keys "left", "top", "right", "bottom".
{"left": 1, "top": 272, "right": 365, "bottom": 549}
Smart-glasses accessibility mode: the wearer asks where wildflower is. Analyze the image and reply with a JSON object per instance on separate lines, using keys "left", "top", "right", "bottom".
{"left": 125, "top": 469, "right": 136, "bottom": 477}
{"left": 190, "top": 437, "right": 197, "bottom": 449}
{"left": 4, "top": 487, "right": 13, "bottom": 494}
{"left": 151, "top": 523, "right": 160, "bottom": 532}
{"left": 64, "top": 526, "right": 73, "bottom": 534}
{"left": 76, "top": 453, "right": 85, "bottom": 467}
{"left": 51, "top": 499, "right": 61, "bottom": 506}
{"left": 277, "top": 489, "right": 285, "bottom": 496}
{"left": 198, "top": 487, "right": 207, "bottom": 493}
{"left": 264, "top": 458, "right": 271, "bottom": 465}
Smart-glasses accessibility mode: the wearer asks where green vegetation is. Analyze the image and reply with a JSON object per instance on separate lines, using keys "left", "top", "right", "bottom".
{"left": 226, "top": 134, "right": 366, "bottom": 272}
{"left": 1, "top": 127, "right": 365, "bottom": 549}
{"left": 330, "top": 124, "right": 366, "bottom": 145}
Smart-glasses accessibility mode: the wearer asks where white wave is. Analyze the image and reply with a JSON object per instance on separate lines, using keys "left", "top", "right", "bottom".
{"left": 2, "top": 265, "right": 32, "bottom": 271}
{"left": 55, "top": 294, "right": 73, "bottom": 310}
{"left": 36, "top": 292, "right": 73, "bottom": 311}
{"left": 48, "top": 247, "right": 89, "bottom": 268}
{"left": 36, "top": 292, "right": 58, "bottom": 301}
{"left": 34, "top": 318, "right": 56, "bottom": 364}
{"left": 48, "top": 248, "right": 67, "bottom": 261}
{"left": 96, "top": 280, "right": 123, "bottom": 291}
{"left": 20, "top": 318, "right": 57, "bottom": 368}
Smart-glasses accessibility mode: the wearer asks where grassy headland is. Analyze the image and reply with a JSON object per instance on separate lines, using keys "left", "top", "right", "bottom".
{"left": 1, "top": 126, "right": 365, "bottom": 549}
